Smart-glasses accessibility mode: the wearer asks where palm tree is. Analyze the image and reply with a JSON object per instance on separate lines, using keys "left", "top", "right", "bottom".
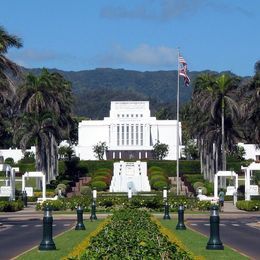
{"left": 0, "top": 26, "right": 22, "bottom": 147}
{"left": 240, "top": 63, "right": 260, "bottom": 144}
{"left": 15, "top": 69, "right": 73, "bottom": 183}
{"left": 187, "top": 73, "right": 241, "bottom": 182}
{"left": 0, "top": 26, "right": 22, "bottom": 98}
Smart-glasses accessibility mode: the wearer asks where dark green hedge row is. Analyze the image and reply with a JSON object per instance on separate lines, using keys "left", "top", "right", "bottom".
{"left": 147, "top": 160, "right": 200, "bottom": 176}
{"left": 36, "top": 195, "right": 211, "bottom": 212}
{"left": 0, "top": 200, "right": 24, "bottom": 212}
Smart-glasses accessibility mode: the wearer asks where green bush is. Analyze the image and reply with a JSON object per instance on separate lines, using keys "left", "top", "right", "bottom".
{"left": 193, "top": 182, "right": 204, "bottom": 190}
{"left": 148, "top": 166, "right": 164, "bottom": 173}
{"left": 0, "top": 200, "right": 23, "bottom": 212}
{"left": 236, "top": 200, "right": 260, "bottom": 211}
{"left": 80, "top": 186, "right": 92, "bottom": 196}
{"left": 4, "top": 157, "right": 14, "bottom": 165}
{"left": 152, "top": 180, "right": 169, "bottom": 190}
{"left": 90, "top": 181, "right": 107, "bottom": 191}
{"left": 92, "top": 171, "right": 111, "bottom": 177}
{"left": 150, "top": 175, "right": 167, "bottom": 184}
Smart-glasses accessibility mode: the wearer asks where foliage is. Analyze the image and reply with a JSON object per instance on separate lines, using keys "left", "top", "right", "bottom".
{"left": 4, "top": 157, "right": 14, "bottom": 165}
{"left": 80, "top": 185, "right": 92, "bottom": 196}
{"left": 58, "top": 145, "right": 75, "bottom": 160}
{"left": 183, "top": 139, "right": 199, "bottom": 160}
{"left": 228, "top": 145, "right": 246, "bottom": 161}
{"left": 19, "top": 151, "right": 35, "bottom": 164}
{"left": 92, "top": 141, "right": 108, "bottom": 160}
{"left": 89, "top": 181, "right": 107, "bottom": 191}
{"left": 152, "top": 141, "right": 169, "bottom": 160}
{"left": 81, "top": 209, "right": 192, "bottom": 259}
{"left": 236, "top": 200, "right": 260, "bottom": 211}
{"left": 0, "top": 200, "right": 23, "bottom": 212}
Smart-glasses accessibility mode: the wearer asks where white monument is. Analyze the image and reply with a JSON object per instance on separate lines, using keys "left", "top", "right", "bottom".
{"left": 110, "top": 161, "right": 151, "bottom": 192}
{"left": 76, "top": 101, "right": 181, "bottom": 160}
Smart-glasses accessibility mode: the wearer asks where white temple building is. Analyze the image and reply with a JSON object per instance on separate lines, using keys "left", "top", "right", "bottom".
{"left": 76, "top": 101, "right": 181, "bottom": 160}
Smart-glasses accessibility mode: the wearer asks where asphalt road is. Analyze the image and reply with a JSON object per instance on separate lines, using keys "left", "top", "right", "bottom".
{"left": 186, "top": 216, "right": 260, "bottom": 259}
{"left": 0, "top": 218, "right": 75, "bottom": 259}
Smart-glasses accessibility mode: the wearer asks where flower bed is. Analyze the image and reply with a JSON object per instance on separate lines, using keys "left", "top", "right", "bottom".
{"left": 79, "top": 209, "right": 193, "bottom": 259}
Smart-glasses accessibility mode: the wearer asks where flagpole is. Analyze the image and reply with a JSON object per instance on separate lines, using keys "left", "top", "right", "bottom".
{"left": 176, "top": 49, "right": 180, "bottom": 196}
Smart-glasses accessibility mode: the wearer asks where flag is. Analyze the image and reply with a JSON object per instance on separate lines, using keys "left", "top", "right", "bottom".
{"left": 179, "top": 54, "right": 190, "bottom": 87}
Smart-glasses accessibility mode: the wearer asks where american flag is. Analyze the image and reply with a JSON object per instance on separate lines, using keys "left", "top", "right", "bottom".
{"left": 179, "top": 54, "right": 190, "bottom": 87}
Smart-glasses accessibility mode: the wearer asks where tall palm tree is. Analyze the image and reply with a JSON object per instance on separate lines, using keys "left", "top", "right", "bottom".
{"left": 187, "top": 73, "right": 241, "bottom": 182}
{"left": 0, "top": 26, "right": 22, "bottom": 148}
{"left": 240, "top": 64, "right": 260, "bottom": 144}
{"left": 15, "top": 69, "right": 73, "bottom": 183}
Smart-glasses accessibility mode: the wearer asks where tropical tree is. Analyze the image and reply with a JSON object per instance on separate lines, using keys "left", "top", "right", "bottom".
{"left": 0, "top": 26, "right": 22, "bottom": 147}
{"left": 93, "top": 141, "right": 108, "bottom": 160}
{"left": 240, "top": 62, "right": 260, "bottom": 145}
{"left": 152, "top": 141, "right": 169, "bottom": 160}
{"left": 15, "top": 69, "right": 73, "bottom": 183}
{"left": 186, "top": 73, "right": 241, "bottom": 182}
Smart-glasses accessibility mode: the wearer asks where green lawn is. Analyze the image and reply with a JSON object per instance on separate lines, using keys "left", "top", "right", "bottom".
{"left": 16, "top": 220, "right": 103, "bottom": 260}
{"left": 159, "top": 219, "right": 249, "bottom": 260}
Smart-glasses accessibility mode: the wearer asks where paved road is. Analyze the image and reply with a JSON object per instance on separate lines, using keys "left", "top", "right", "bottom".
{"left": 0, "top": 218, "right": 75, "bottom": 259}
{"left": 186, "top": 216, "right": 260, "bottom": 260}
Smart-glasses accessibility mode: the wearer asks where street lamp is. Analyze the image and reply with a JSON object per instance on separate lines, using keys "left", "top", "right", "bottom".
{"left": 75, "top": 205, "right": 86, "bottom": 230}
{"left": 39, "top": 206, "right": 56, "bottom": 251}
{"left": 206, "top": 205, "right": 224, "bottom": 250}
{"left": 176, "top": 204, "right": 186, "bottom": 230}
{"left": 90, "top": 188, "right": 97, "bottom": 221}
{"left": 163, "top": 187, "right": 170, "bottom": 220}
{"left": 128, "top": 187, "right": 132, "bottom": 200}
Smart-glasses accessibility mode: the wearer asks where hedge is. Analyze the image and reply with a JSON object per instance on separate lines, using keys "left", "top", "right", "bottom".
{"left": 236, "top": 200, "right": 260, "bottom": 211}
{"left": 0, "top": 200, "right": 24, "bottom": 212}
{"left": 147, "top": 160, "right": 200, "bottom": 176}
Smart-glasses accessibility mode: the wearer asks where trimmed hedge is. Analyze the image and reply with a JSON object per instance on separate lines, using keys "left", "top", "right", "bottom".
{"left": 147, "top": 160, "right": 200, "bottom": 176}
{"left": 0, "top": 200, "right": 24, "bottom": 212}
{"left": 236, "top": 200, "right": 260, "bottom": 211}
{"left": 90, "top": 181, "right": 108, "bottom": 191}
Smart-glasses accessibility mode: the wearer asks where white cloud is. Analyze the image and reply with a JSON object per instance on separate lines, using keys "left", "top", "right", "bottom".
{"left": 100, "top": 0, "right": 252, "bottom": 22}
{"left": 95, "top": 44, "right": 178, "bottom": 68}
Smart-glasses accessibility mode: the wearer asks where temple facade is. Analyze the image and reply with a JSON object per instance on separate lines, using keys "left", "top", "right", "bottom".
{"left": 76, "top": 101, "right": 181, "bottom": 160}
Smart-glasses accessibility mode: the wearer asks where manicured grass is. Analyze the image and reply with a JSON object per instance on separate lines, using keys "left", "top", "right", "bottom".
{"left": 159, "top": 218, "right": 249, "bottom": 260}
{"left": 16, "top": 220, "right": 103, "bottom": 260}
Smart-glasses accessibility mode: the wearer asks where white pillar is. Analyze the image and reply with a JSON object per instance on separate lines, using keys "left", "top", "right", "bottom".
{"left": 42, "top": 174, "right": 46, "bottom": 200}
{"left": 214, "top": 174, "right": 218, "bottom": 198}
{"left": 245, "top": 169, "right": 251, "bottom": 201}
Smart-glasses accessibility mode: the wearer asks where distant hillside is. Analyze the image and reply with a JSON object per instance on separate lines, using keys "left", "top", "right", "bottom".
{"left": 23, "top": 67, "right": 235, "bottom": 119}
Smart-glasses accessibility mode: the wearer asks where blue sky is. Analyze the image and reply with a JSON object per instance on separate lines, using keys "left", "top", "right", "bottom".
{"left": 2, "top": 0, "right": 259, "bottom": 76}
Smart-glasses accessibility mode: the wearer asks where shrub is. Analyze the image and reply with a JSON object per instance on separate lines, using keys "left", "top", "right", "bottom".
{"left": 193, "top": 182, "right": 204, "bottom": 190}
{"left": 150, "top": 175, "right": 167, "bottom": 184}
{"left": 236, "top": 200, "right": 260, "bottom": 211}
{"left": 4, "top": 157, "right": 14, "bottom": 165}
{"left": 80, "top": 186, "right": 92, "bottom": 196}
{"left": 0, "top": 200, "right": 23, "bottom": 212}
{"left": 152, "top": 180, "right": 169, "bottom": 190}
{"left": 90, "top": 181, "right": 107, "bottom": 191}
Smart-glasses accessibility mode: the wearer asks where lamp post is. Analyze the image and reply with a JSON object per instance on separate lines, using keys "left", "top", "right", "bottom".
{"left": 75, "top": 205, "right": 86, "bottom": 230}
{"left": 128, "top": 187, "right": 132, "bottom": 200}
{"left": 176, "top": 204, "right": 186, "bottom": 230}
{"left": 206, "top": 205, "right": 224, "bottom": 250}
{"left": 39, "top": 206, "right": 56, "bottom": 251}
{"left": 90, "top": 188, "right": 97, "bottom": 221}
{"left": 22, "top": 190, "right": 28, "bottom": 207}
{"left": 163, "top": 187, "right": 170, "bottom": 220}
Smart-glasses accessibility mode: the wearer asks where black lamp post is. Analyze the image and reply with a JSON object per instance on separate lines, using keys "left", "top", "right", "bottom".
{"left": 39, "top": 206, "right": 56, "bottom": 251}
{"left": 206, "top": 205, "right": 224, "bottom": 250}
{"left": 22, "top": 190, "right": 28, "bottom": 207}
{"left": 176, "top": 204, "right": 186, "bottom": 230}
{"left": 163, "top": 188, "right": 171, "bottom": 220}
{"left": 75, "top": 205, "right": 86, "bottom": 230}
{"left": 90, "top": 188, "right": 97, "bottom": 221}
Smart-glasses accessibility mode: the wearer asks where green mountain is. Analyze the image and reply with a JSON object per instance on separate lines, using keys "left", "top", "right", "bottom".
{"left": 23, "top": 67, "right": 232, "bottom": 119}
